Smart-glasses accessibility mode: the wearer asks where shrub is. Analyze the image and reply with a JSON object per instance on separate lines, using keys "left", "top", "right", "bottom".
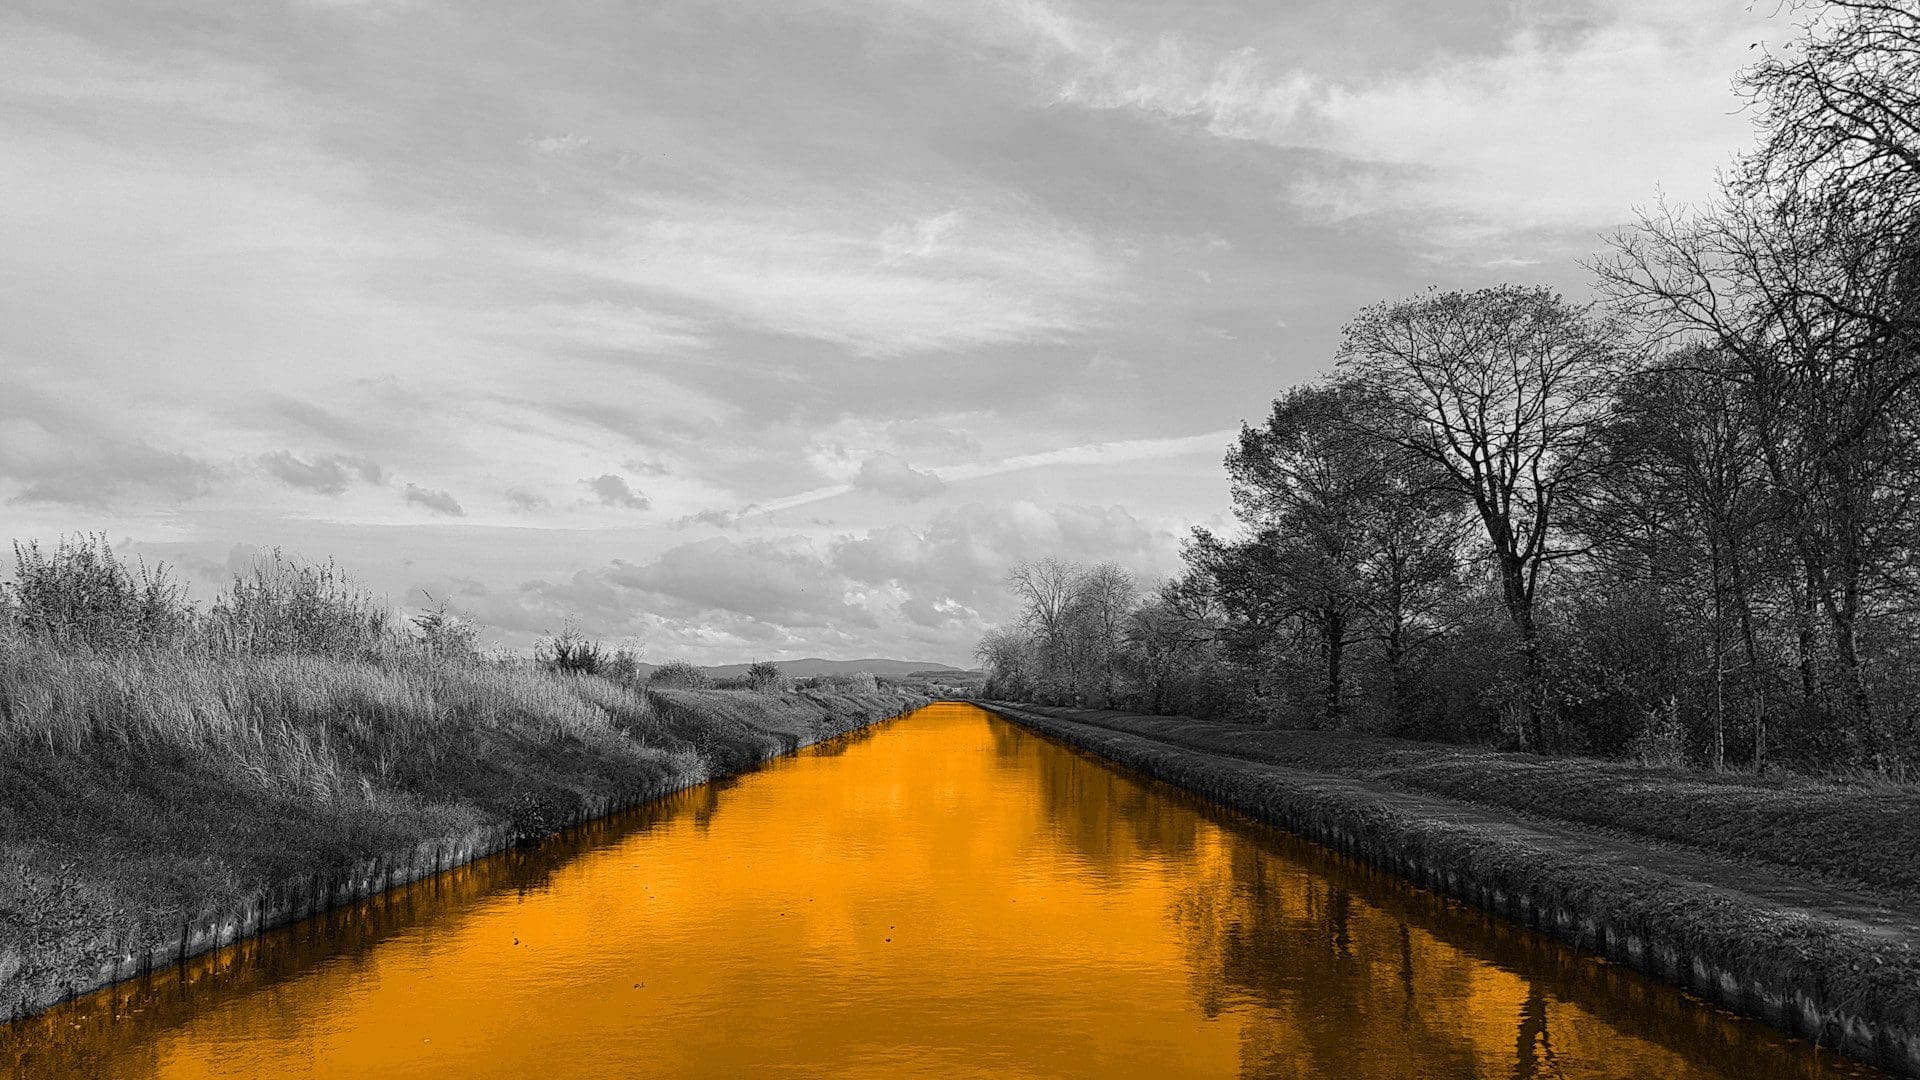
{"left": 800, "top": 672, "right": 878, "bottom": 694}
{"left": 745, "top": 661, "right": 790, "bottom": 693}
{"left": 206, "top": 550, "right": 392, "bottom": 658}
{"left": 3, "top": 534, "right": 189, "bottom": 650}
{"left": 605, "top": 647, "right": 644, "bottom": 684}
{"left": 410, "top": 595, "right": 480, "bottom": 661}
{"left": 648, "top": 660, "right": 712, "bottom": 689}
{"left": 539, "top": 622, "right": 604, "bottom": 675}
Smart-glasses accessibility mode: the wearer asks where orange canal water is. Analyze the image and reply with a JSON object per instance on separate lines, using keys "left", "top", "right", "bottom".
{"left": 1, "top": 702, "right": 1880, "bottom": 1078}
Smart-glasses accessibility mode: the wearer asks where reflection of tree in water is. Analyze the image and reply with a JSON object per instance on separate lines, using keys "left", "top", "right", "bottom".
{"left": 1166, "top": 818, "right": 1866, "bottom": 1080}
{"left": 1512, "top": 984, "right": 1562, "bottom": 1080}
{"left": 1170, "top": 843, "right": 1482, "bottom": 1080}
{"left": 985, "top": 717, "right": 1198, "bottom": 879}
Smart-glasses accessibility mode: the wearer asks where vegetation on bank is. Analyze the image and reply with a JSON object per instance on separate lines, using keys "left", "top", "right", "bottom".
{"left": 1007, "top": 704, "right": 1920, "bottom": 905}
{"left": 0, "top": 535, "right": 929, "bottom": 1015}
{"left": 979, "top": 1, "right": 1920, "bottom": 777}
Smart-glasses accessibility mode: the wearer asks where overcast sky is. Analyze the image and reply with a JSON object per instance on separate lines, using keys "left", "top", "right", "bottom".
{"left": 1, "top": 1, "right": 1783, "bottom": 665}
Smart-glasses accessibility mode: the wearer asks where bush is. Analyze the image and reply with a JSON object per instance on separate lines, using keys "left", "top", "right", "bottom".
{"left": 539, "top": 622, "right": 604, "bottom": 675}
{"left": 605, "top": 647, "right": 643, "bottom": 684}
{"left": 206, "top": 550, "right": 392, "bottom": 658}
{"left": 745, "top": 661, "right": 790, "bottom": 693}
{"left": 799, "top": 672, "right": 878, "bottom": 694}
{"left": 3, "top": 535, "right": 189, "bottom": 650}
{"left": 410, "top": 596, "right": 480, "bottom": 661}
{"left": 648, "top": 660, "right": 712, "bottom": 689}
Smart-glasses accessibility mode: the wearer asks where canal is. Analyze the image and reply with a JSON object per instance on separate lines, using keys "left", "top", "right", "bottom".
{"left": 1, "top": 702, "right": 1879, "bottom": 1077}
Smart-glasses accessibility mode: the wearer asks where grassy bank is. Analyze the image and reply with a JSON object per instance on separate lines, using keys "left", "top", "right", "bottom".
{"left": 984, "top": 702, "right": 1920, "bottom": 1076}
{"left": 0, "top": 646, "right": 928, "bottom": 1020}
{"left": 998, "top": 705, "right": 1920, "bottom": 904}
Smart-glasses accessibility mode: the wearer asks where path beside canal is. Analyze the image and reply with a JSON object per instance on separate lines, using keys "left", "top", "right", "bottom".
{"left": 981, "top": 702, "right": 1920, "bottom": 1077}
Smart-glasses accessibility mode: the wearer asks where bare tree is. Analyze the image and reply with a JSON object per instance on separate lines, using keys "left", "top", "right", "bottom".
{"left": 1595, "top": 187, "right": 1920, "bottom": 764}
{"left": 1740, "top": 0, "right": 1920, "bottom": 208}
{"left": 1581, "top": 349, "right": 1778, "bottom": 770}
{"left": 1074, "top": 562, "right": 1137, "bottom": 707}
{"left": 1006, "top": 557, "right": 1084, "bottom": 702}
{"left": 1337, "top": 286, "right": 1624, "bottom": 749}
{"left": 975, "top": 625, "right": 1037, "bottom": 701}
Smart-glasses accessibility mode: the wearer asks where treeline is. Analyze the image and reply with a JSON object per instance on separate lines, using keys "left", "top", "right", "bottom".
{"left": 979, "top": 1, "right": 1920, "bottom": 773}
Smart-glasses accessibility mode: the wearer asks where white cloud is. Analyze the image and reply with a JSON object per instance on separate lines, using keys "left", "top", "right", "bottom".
{"left": 915, "top": 0, "right": 1764, "bottom": 237}
{"left": 599, "top": 196, "right": 1121, "bottom": 355}
{"left": 851, "top": 453, "right": 946, "bottom": 501}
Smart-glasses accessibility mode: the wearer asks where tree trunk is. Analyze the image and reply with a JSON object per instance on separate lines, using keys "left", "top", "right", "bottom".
{"left": 1729, "top": 549, "right": 1767, "bottom": 773}
{"left": 1519, "top": 615, "right": 1545, "bottom": 751}
{"left": 1794, "top": 560, "right": 1819, "bottom": 711}
{"left": 1709, "top": 541, "right": 1727, "bottom": 771}
{"left": 1497, "top": 553, "right": 1546, "bottom": 751}
{"left": 1323, "top": 609, "right": 1346, "bottom": 724}
{"left": 1384, "top": 618, "right": 1407, "bottom": 732}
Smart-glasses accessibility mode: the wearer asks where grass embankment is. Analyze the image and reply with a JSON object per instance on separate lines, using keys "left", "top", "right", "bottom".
{"left": 984, "top": 702, "right": 1920, "bottom": 1076}
{"left": 1010, "top": 705, "right": 1920, "bottom": 903}
{"left": 0, "top": 649, "right": 928, "bottom": 1020}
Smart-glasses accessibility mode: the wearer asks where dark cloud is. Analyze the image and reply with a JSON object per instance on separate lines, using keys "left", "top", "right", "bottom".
{"left": 259, "top": 450, "right": 384, "bottom": 495}
{"left": 402, "top": 483, "right": 465, "bottom": 517}
{"left": 850, "top": 452, "right": 945, "bottom": 502}
{"left": 505, "top": 486, "right": 550, "bottom": 512}
{"left": 0, "top": 385, "right": 215, "bottom": 507}
{"left": 585, "top": 474, "right": 649, "bottom": 510}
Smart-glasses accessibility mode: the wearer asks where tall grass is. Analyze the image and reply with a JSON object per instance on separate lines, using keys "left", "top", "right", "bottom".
{"left": 0, "top": 535, "right": 678, "bottom": 800}
{"left": 0, "top": 649, "right": 680, "bottom": 800}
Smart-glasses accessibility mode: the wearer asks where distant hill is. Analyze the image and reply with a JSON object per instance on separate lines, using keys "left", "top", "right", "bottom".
{"left": 699, "top": 657, "right": 963, "bottom": 678}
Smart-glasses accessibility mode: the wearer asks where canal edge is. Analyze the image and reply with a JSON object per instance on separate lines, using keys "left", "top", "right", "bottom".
{"left": 978, "top": 701, "right": 1920, "bottom": 1078}
{"left": 3, "top": 693, "right": 934, "bottom": 1026}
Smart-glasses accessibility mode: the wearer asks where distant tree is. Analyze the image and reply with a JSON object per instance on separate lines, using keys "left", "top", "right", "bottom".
{"left": 1122, "top": 573, "right": 1223, "bottom": 714}
{"left": 1183, "top": 527, "right": 1292, "bottom": 708}
{"left": 1006, "top": 558, "right": 1085, "bottom": 701}
{"left": 1073, "top": 562, "right": 1136, "bottom": 707}
{"left": 1338, "top": 286, "right": 1624, "bottom": 749}
{"left": 975, "top": 625, "right": 1037, "bottom": 701}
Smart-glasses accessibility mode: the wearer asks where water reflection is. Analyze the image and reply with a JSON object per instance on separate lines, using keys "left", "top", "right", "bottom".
{"left": 2, "top": 704, "right": 1879, "bottom": 1079}
{"left": 989, "top": 719, "right": 1876, "bottom": 1079}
